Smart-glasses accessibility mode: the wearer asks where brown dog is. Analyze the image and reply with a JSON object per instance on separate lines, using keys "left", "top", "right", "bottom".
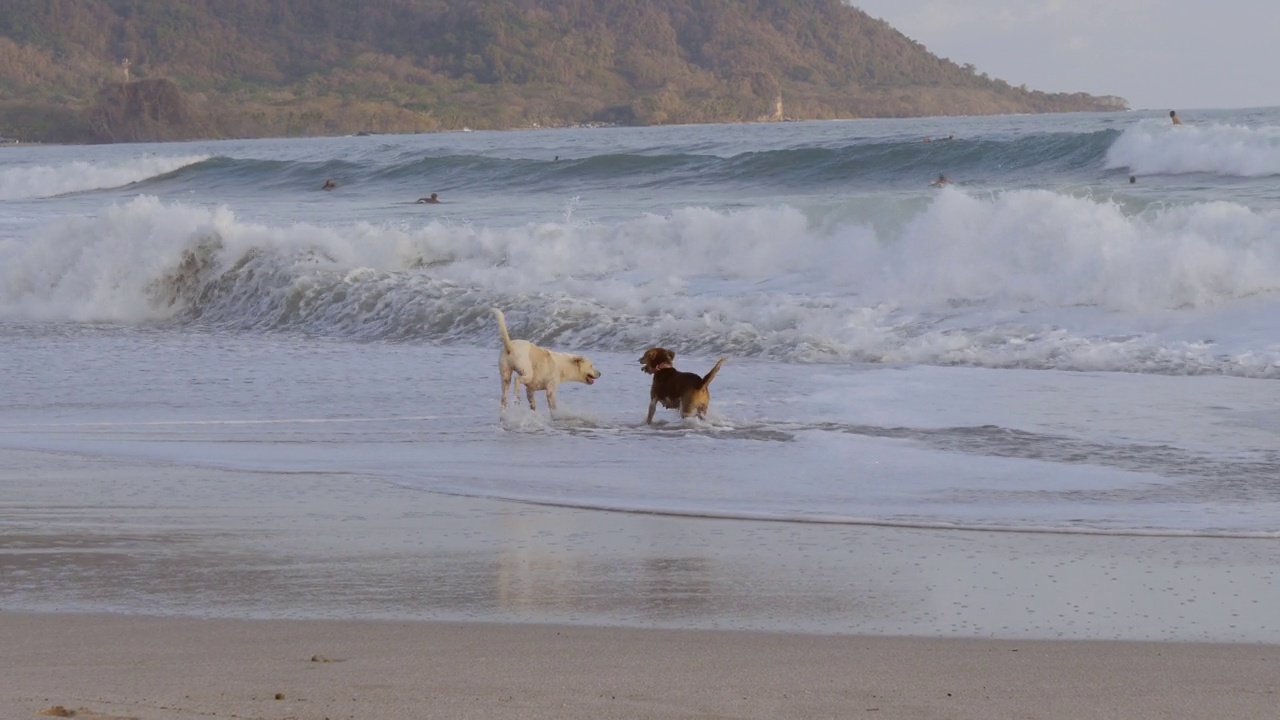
{"left": 638, "top": 347, "right": 727, "bottom": 424}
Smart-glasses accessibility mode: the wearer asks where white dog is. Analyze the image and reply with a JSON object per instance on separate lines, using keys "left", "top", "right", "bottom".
{"left": 493, "top": 308, "right": 601, "bottom": 415}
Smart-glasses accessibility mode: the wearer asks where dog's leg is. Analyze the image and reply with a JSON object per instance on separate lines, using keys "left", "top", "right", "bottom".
{"left": 525, "top": 384, "right": 537, "bottom": 411}
{"left": 646, "top": 397, "right": 659, "bottom": 424}
{"left": 546, "top": 385, "right": 558, "bottom": 414}
{"left": 690, "top": 396, "right": 709, "bottom": 419}
{"left": 500, "top": 367, "right": 511, "bottom": 409}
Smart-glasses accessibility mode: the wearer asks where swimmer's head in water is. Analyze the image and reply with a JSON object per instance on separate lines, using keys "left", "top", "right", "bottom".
{"left": 1170, "top": 110, "right": 1176, "bottom": 118}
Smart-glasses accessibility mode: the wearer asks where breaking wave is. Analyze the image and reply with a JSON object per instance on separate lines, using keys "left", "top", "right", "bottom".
{"left": 0, "top": 155, "right": 211, "bottom": 200}
{"left": 4, "top": 192, "right": 1280, "bottom": 378}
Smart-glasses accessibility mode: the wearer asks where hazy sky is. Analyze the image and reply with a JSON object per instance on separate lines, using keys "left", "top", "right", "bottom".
{"left": 850, "top": 1, "right": 1279, "bottom": 111}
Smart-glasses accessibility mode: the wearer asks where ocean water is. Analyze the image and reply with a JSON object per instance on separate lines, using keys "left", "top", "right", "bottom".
{"left": 3, "top": 107, "right": 1280, "bottom": 538}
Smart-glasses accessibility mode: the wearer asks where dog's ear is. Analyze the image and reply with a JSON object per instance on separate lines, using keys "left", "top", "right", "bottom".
{"left": 661, "top": 348, "right": 675, "bottom": 363}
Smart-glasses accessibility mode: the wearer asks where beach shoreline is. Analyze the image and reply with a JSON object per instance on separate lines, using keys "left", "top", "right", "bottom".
{"left": 3, "top": 446, "right": 1275, "bottom": 640}
{"left": 3, "top": 446, "right": 1279, "bottom": 717}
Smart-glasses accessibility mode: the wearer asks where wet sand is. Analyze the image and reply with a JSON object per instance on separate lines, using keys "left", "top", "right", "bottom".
{"left": 2, "top": 447, "right": 1279, "bottom": 718}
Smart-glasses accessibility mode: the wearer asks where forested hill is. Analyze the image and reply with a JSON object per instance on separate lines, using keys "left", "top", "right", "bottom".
{"left": 0, "top": 0, "right": 1127, "bottom": 143}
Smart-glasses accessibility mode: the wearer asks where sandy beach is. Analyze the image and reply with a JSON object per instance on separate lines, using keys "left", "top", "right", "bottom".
{"left": 3, "top": 446, "right": 1279, "bottom": 718}
{"left": 6, "top": 613, "right": 1279, "bottom": 719}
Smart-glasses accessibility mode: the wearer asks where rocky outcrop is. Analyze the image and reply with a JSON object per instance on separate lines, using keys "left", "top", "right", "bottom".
{"left": 86, "top": 78, "right": 212, "bottom": 143}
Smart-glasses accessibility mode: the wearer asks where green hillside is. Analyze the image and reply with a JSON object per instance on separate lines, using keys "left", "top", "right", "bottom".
{"left": 0, "top": 0, "right": 1127, "bottom": 142}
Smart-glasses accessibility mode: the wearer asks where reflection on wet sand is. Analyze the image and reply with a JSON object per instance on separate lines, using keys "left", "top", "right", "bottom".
{"left": 3, "top": 449, "right": 1277, "bottom": 642}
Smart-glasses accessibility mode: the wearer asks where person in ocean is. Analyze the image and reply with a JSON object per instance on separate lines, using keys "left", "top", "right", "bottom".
{"left": 932, "top": 173, "right": 951, "bottom": 187}
{"left": 417, "top": 193, "right": 441, "bottom": 204}
{"left": 321, "top": 179, "right": 336, "bottom": 190}
{"left": 1170, "top": 110, "right": 1182, "bottom": 126}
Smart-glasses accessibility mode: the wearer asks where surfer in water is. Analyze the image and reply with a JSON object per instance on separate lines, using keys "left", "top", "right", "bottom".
{"left": 1170, "top": 110, "right": 1182, "bottom": 126}
{"left": 321, "top": 179, "right": 337, "bottom": 190}
{"left": 932, "top": 173, "right": 952, "bottom": 187}
{"left": 417, "top": 193, "right": 442, "bottom": 204}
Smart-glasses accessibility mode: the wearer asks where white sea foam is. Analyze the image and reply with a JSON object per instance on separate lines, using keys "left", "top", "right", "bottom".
{"left": 3, "top": 193, "right": 1280, "bottom": 376}
{"left": 1105, "top": 120, "right": 1280, "bottom": 176}
{"left": 0, "top": 154, "right": 210, "bottom": 200}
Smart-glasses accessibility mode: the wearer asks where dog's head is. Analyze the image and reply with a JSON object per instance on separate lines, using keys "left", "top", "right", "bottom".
{"left": 639, "top": 347, "right": 675, "bottom": 374}
{"left": 572, "top": 356, "right": 601, "bottom": 385}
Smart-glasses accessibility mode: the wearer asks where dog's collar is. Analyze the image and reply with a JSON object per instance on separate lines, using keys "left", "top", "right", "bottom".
{"left": 651, "top": 362, "right": 673, "bottom": 372}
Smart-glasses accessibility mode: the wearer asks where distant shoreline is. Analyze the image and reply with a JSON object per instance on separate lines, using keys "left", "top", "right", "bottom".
{"left": 0, "top": 107, "right": 1139, "bottom": 146}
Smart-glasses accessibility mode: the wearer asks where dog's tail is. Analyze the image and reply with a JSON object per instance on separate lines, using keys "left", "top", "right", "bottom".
{"left": 492, "top": 307, "right": 514, "bottom": 354}
{"left": 699, "top": 357, "right": 728, "bottom": 391}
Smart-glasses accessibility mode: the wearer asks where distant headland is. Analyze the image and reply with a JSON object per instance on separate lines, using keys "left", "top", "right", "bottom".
{"left": 0, "top": 0, "right": 1127, "bottom": 144}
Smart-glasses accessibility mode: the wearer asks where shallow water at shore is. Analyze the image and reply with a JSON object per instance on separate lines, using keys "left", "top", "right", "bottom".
{"left": 4, "top": 448, "right": 1276, "bottom": 643}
